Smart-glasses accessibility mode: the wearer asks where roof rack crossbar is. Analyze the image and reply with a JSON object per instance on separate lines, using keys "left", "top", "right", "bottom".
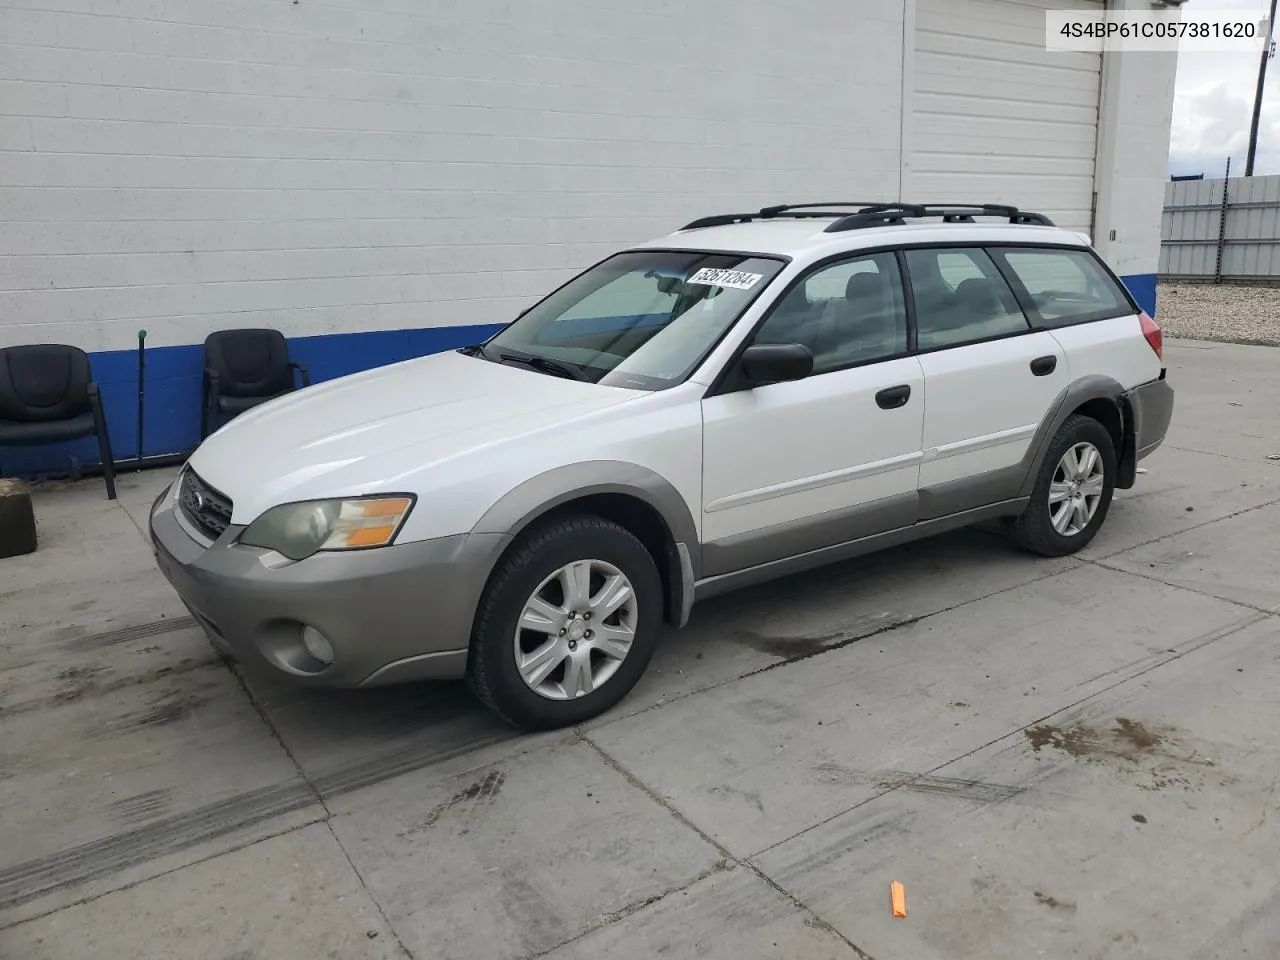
{"left": 823, "top": 203, "right": 1055, "bottom": 232}
{"left": 757, "top": 201, "right": 894, "bottom": 217}
{"left": 680, "top": 213, "right": 759, "bottom": 230}
{"left": 681, "top": 201, "right": 897, "bottom": 231}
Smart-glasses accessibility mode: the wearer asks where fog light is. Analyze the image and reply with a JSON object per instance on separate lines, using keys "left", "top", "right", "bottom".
{"left": 300, "top": 626, "right": 334, "bottom": 665}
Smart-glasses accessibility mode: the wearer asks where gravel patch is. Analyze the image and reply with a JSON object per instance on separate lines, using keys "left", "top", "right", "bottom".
{"left": 1157, "top": 281, "right": 1280, "bottom": 347}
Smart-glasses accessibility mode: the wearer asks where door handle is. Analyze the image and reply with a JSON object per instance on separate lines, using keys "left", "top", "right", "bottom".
{"left": 875, "top": 384, "right": 911, "bottom": 410}
{"left": 1030, "top": 355, "right": 1058, "bottom": 376}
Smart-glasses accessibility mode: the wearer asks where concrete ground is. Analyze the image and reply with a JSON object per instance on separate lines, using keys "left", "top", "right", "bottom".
{"left": 2, "top": 337, "right": 1279, "bottom": 960}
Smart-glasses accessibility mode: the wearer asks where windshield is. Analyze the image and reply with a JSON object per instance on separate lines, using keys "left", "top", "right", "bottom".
{"left": 477, "top": 250, "right": 786, "bottom": 390}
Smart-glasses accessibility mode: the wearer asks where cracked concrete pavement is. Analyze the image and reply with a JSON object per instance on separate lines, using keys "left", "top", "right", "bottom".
{"left": 1, "top": 338, "right": 1279, "bottom": 959}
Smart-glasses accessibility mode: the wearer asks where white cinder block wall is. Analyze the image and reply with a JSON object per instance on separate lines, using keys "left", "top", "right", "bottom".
{"left": 0, "top": 0, "right": 907, "bottom": 462}
{"left": 0, "top": 0, "right": 1175, "bottom": 470}
{"left": 1091, "top": 0, "right": 1178, "bottom": 315}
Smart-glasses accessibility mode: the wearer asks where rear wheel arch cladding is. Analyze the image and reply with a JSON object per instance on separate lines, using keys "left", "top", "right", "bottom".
{"left": 469, "top": 462, "right": 700, "bottom": 628}
{"left": 1018, "top": 376, "right": 1127, "bottom": 498}
{"left": 1114, "top": 394, "right": 1140, "bottom": 488}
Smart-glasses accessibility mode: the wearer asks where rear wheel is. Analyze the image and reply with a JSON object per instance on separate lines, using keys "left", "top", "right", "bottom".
{"left": 1011, "top": 414, "right": 1116, "bottom": 557}
{"left": 466, "top": 515, "right": 663, "bottom": 729}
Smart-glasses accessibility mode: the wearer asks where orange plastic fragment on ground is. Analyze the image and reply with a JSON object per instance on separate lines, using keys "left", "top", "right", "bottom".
{"left": 890, "top": 881, "right": 907, "bottom": 918}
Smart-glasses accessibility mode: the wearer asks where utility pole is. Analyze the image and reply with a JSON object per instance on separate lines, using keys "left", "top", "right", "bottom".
{"left": 1245, "top": 0, "right": 1279, "bottom": 177}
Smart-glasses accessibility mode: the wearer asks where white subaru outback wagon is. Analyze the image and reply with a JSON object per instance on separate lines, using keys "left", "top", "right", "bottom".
{"left": 150, "top": 202, "right": 1174, "bottom": 729}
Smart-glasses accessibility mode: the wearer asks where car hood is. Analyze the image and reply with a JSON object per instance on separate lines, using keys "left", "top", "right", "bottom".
{"left": 188, "top": 349, "right": 642, "bottom": 524}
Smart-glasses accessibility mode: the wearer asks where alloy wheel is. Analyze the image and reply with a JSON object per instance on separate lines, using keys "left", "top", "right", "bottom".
{"left": 1048, "top": 441, "right": 1105, "bottom": 536}
{"left": 513, "top": 559, "right": 638, "bottom": 700}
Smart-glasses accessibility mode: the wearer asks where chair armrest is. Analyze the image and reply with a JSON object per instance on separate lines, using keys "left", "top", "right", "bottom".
{"left": 204, "top": 366, "right": 220, "bottom": 382}
{"left": 86, "top": 380, "right": 107, "bottom": 418}
{"left": 290, "top": 361, "right": 312, "bottom": 388}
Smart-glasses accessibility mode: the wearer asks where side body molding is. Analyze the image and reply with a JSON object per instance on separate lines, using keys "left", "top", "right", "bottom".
{"left": 471, "top": 461, "right": 701, "bottom": 628}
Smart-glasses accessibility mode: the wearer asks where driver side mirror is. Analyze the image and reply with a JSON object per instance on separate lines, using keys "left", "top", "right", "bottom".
{"left": 738, "top": 343, "right": 813, "bottom": 387}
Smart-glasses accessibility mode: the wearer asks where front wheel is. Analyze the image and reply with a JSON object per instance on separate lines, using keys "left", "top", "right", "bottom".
{"left": 1011, "top": 414, "right": 1117, "bottom": 557}
{"left": 466, "top": 515, "right": 663, "bottom": 729}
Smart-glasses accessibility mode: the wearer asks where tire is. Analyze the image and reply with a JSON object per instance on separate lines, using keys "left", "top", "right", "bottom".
{"left": 1011, "top": 413, "right": 1117, "bottom": 557}
{"left": 466, "top": 514, "right": 663, "bottom": 730}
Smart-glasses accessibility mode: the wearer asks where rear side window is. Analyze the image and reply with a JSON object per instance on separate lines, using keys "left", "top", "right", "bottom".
{"left": 994, "top": 248, "right": 1133, "bottom": 327}
{"left": 903, "top": 247, "right": 1030, "bottom": 351}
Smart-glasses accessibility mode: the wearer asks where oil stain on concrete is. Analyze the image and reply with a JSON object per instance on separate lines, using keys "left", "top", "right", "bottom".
{"left": 1024, "top": 717, "right": 1228, "bottom": 792}
{"left": 1024, "top": 717, "right": 1171, "bottom": 761}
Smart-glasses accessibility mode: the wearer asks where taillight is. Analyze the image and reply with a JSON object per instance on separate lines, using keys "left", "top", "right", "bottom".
{"left": 1139, "top": 312, "right": 1163, "bottom": 361}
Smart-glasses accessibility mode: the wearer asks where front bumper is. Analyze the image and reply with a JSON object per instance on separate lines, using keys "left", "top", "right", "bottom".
{"left": 148, "top": 480, "right": 509, "bottom": 687}
{"left": 1126, "top": 371, "right": 1175, "bottom": 461}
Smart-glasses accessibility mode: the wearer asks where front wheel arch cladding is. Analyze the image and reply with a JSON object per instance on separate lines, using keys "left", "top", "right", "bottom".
{"left": 469, "top": 461, "right": 700, "bottom": 627}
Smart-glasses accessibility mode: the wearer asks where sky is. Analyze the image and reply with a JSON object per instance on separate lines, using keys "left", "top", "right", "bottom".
{"left": 1169, "top": 0, "right": 1280, "bottom": 176}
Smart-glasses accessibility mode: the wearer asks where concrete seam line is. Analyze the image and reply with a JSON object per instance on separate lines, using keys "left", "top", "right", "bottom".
{"left": 577, "top": 731, "right": 736, "bottom": 863}
{"left": 587, "top": 559, "right": 1083, "bottom": 734}
{"left": 222, "top": 663, "right": 416, "bottom": 959}
{"left": 0, "top": 815, "right": 325, "bottom": 934}
{"left": 517, "top": 859, "right": 736, "bottom": 960}
{"left": 745, "top": 864, "right": 876, "bottom": 960}
{"left": 1083, "top": 491, "right": 1280, "bottom": 561}
{"left": 746, "top": 609, "right": 1272, "bottom": 863}
{"left": 576, "top": 732, "right": 880, "bottom": 960}
{"left": 1162, "top": 443, "right": 1274, "bottom": 463}
{"left": 1089, "top": 559, "right": 1279, "bottom": 614}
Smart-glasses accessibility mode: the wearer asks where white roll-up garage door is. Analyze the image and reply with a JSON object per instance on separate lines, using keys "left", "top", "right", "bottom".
{"left": 911, "top": 0, "right": 1104, "bottom": 232}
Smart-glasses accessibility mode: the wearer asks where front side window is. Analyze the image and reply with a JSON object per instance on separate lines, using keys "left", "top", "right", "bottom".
{"left": 479, "top": 251, "right": 785, "bottom": 390}
{"left": 754, "top": 252, "right": 907, "bottom": 373}
{"left": 905, "top": 247, "right": 1030, "bottom": 350}
{"left": 994, "top": 248, "right": 1134, "bottom": 326}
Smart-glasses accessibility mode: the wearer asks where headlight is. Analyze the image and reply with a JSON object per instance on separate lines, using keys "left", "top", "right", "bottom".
{"left": 238, "top": 496, "right": 415, "bottom": 561}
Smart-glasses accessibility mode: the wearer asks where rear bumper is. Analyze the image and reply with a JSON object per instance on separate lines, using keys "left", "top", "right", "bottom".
{"left": 147, "top": 479, "right": 508, "bottom": 687}
{"left": 1126, "top": 372, "right": 1175, "bottom": 461}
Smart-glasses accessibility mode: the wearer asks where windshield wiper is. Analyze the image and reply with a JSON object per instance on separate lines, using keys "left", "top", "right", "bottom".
{"left": 497, "top": 352, "right": 589, "bottom": 381}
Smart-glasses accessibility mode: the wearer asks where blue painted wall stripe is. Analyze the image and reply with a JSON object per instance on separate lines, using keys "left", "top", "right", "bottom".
{"left": 0, "top": 322, "right": 505, "bottom": 479}
{"left": 2, "top": 272, "right": 1161, "bottom": 479}
{"left": 1120, "top": 272, "right": 1158, "bottom": 318}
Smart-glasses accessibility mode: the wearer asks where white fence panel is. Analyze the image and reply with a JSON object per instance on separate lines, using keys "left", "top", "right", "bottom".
{"left": 1161, "top": 175, "right": 1280, "bottom": 280}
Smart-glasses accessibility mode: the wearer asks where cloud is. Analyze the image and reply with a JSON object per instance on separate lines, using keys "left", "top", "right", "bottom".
{"left": 1167, "top": 0, "right": 1279, "bottom": 176}
{"left": 1168, "top": 78, "right": 1280, "bottom": 176}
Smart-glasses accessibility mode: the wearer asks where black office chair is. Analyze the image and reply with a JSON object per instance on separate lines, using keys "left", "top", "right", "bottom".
{"left": 0, "top": 344, "right": 116, "bottom": 500}
{"left": 201, "top": 329, "right": 310, "bottom": 438}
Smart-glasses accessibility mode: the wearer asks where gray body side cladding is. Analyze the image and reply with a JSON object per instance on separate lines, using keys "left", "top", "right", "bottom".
{"left": 463, "top": 374, "right": 1172, "bottom": 626}
{"left": 695, "top": 500, "right": 1025, "bottom": 603}
{"left": 701, "top": 492, "right": 918, "bottom": 579}
{"left": 701, "top": 374, "right": 1156, "bottom": 586}
{"left": 921, "top": 373, "right": 1140, "bottom": 520}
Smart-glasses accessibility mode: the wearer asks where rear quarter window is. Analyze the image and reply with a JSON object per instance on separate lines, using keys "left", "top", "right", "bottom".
{"left": 994, "top": 248, "right": 1134, "bottom": 328}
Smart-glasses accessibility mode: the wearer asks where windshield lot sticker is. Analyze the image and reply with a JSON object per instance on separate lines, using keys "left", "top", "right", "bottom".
{"left": 688, "top": 268, "right": 763, "bottom": 290}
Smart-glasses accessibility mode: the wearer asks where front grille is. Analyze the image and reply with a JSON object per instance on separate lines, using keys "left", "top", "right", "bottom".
{"left": 178, "top": 469, "right": 234, "bottom": 541}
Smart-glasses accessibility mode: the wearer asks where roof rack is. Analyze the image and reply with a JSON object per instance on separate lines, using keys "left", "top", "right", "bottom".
{"left": 823, "top": 203, "right": 1056, "bottom": 232}
{"left": 678, "top": 201, "right": 1055, "bottom": 232}
{"left": 680, "top": 202, "right": 889, "bottom": 231}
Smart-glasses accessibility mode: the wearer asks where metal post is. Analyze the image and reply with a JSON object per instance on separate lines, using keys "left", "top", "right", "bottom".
{"left": 1246, "top": 0, "right": 1279, "bottom": 177}
{"left": 1214, "top": 158, "right": 1231, "bottom": 284}
{"left": 135, "top": 329, "right": 147, "bottom": 470}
